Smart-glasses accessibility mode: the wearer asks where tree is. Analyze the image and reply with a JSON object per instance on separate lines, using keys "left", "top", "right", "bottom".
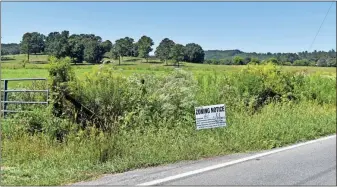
{"left": 308, "top": 61, "right": 316, "bottom": 66}
{"left": 170, "top": 44, "right": 185, "bottom": 67}
{"left": 68, "top": 35, "right": 84, "bottom": 64}
{"left": 317, "top": 58, "right": 327, "bottom": 67}
{"left": 327, "top": 58, "right": 336, "bottom": 67}
{"left": 110, "top": 44, "right": 119, "bottom": 61}
{"left": 249, "top": 57, "right": 260, "bottom": 64}
{"left": 211, "top": 59, "right": 220, "bottom": 65}
{"left": 205, "top": 59, "right": 212, "bottom": 64}
{"left": 30, "top": 32, "right": 45, "bottom": 54}
{"left": 184, "top": 43, "right": 205, "bottom": 63}
{"left": 233, "top": 56, "right": 244, "bottom": 65}
{"left": 266, "top": 57, "right": 279, "bottom": 65}
{"left": 137, "top": 35, "right": 154, "bottom": 63}
{"left": 113, "top": 37, "right": 135, "bottom": 64}
{"left": 45, "top": 31, "right": 70, "bottom": 58}
{"left": 82, "top": 36, "right": 105, "bottom": 64}
{"left": 285, "top": 53, "right": 299, "bottom": 63}
{"left": 155, "top": 38, "right": 175, "bottom": 65}
{"left": 293, "top": 59, "right": 309, "bottom": 66}
{"left": 20, "top": 32, "right": 33, "bottom": 61}
{"left": 101, "top": 40, "right": 113, "bottom": 55}
{"left": 223, "top": 58, "right": 232, "bottom": 65}
{"left": 243, "top": 57, "right": 251, "bottom": 65}
{"left": 114, "top": 38, "right": 127, "bottom": 65}
{"left": 123, "top": 37, "right": 135, "bottom": 57}
{"left": 1, "top": 49, "right": 8, "bottom": 56}
{"left": 283, "top": 62, "right": 292, "bottom": 66}
{"left": 1, "top": 49, "right": 9, "bottom": 60}
{"left": 328, "top": 49, "right": 336, "bottom": 58}
{"left": 131, "top": 43, "right": 139, "bottom": 57}
{"left": 1, "top": 43, "right": 20, "bottom": 55}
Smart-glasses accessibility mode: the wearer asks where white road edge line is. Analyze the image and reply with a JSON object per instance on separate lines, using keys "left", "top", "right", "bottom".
{"left": 137, "top": 134, "right": 336, "bottom": 186}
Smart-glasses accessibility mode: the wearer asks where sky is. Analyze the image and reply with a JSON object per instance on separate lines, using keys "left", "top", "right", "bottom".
{"left": 1, "top": 2, "right": 336, "bottom": 54}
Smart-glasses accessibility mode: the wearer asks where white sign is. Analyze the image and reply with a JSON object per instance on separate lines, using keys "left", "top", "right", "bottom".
{"left": 195, "top": 104, "right": 226, "bottom": 130}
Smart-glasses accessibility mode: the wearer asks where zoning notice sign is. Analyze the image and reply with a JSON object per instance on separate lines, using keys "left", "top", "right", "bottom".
{"left": 195, "top": 104, "right": 226, "bottom": 130}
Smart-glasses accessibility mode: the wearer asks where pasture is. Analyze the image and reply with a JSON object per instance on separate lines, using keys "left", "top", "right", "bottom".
{"left": 1, "top": 54, "right": 336, "bottom": 80}
{"left": 1, "top": 54, "right": 336, "bottom": 186}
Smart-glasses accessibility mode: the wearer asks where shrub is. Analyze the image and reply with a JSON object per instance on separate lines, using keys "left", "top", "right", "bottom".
{"left": 309, "top": 61, "right": 316, "bottom": 66}
{"left": 327, "top": 58, "right": 336, "bottom": 67}
{"left": 223, "top": 59, "right": 232, "bottom": 65}
{"left": 4, "top": 107, "right": 78, "bottom": 142}
{"left": 283, "top": 62, "right": 292, "bottom": 66}
{"left": 317, "top": 58, "right": 327, "bottom": 67}
{"left": 296, "top": 73, "right": 336, "bottom": 105}
{"left": 205, "top": 59, "right": 212, "bottom": 64}
{"left": 48, "top": 56, "right": 75, "bottom": 117}
{"left": 11, "top": 61, "right": 331, "bottom": 136}
{"left": 65, "top": 67, "right": 198, "bottom": 132}
{"left": 218, "top": 63, "right": 299, "bottom": 113}
{"left": 293, "top": 59, "right": 309, "bottom": 66}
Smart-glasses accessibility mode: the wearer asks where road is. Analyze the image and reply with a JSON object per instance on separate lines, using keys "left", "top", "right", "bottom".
{"left": 72, "top": 135, "right": 336, "bottom": 186}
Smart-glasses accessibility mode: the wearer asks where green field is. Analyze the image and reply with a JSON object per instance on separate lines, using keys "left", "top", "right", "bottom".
{"left": 1, "top": 54, "right": 336, "bottom": 80}
{"left": 1, "top": 55, "right": 336, "bottom": 185}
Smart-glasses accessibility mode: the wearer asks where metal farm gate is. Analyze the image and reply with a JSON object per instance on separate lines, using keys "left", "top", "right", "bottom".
{"left": 1, "top": 78, "right": 49, "bottom": 118}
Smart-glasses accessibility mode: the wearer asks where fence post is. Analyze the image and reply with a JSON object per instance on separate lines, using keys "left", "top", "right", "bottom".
{"left": 3, "top": 80, "right": 8, "bottom": 118}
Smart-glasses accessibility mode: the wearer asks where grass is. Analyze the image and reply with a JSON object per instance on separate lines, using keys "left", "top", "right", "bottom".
{"left": 2, "top": 101, "right": 335, "bottom": 186}
{"left": 1, "top": 55, "right": 335, "bottom": 88}
{"left": 2, "top": 54, "right": 336, "bottom": 77}
{"left": 1, "top": 55, "right": 336, "bottom": 185}
{"left": 1, "top": 54, "right": 49, "bottom": 64}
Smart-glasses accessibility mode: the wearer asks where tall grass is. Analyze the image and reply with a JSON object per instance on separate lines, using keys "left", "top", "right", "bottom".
{"left": 1, "top": 61, "right": 336, "bottom": 185}
{"left": 2, "top": 101, "right": 335, "bottom": 186}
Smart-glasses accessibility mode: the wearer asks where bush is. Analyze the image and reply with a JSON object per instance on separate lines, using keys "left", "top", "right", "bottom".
{"left": 293, "top": 59, "right": 309, "bottom": 66}
{"left": 317, "top": 58, "right": 327, "bottom": 67}
{"left": 217, "top": 63, "right": 302, "bottom": 113}
{"left": 249, "top": 58, "right": 260, "bottom": 65}
{"left": 46, "top": 62, "right": 336, "bottom": 132}
{"left": 296, "top": 73, "right": 336, "bottom": 105}
{"left": 309, "top": 61, "right": 316, "bottom": 66}
{"left": 327, "top": 58, "right": 336, "bottom": 67}
{"left": 210, "top": 59, "right": 220, "bottom": 65}
{"left": 4, "top": 107, "right": 78, "bottom": 142}
{"left": 6, "top": 62, "right": 334, "bottom": 136}
{"left": 283, "top": 62, "right": 292, "bottom": 66}
{"left": 223, "top": 59, "right": 232, "bottom": 65}
{"left": 48, "top": 56, "right": 75, "bottom": 117}
{"left": 67, "top": 68, "right": 198, "bottom": 132}
{"left": 205, "top": 59, "right": 212, "bottom": 64}
{"left": 265, "top": 58, "right": 279, "bottom": 65}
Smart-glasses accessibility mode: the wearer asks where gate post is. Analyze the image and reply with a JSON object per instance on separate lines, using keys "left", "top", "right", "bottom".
{"left": 3, "top": 80, "right": 8, "bottom": 117}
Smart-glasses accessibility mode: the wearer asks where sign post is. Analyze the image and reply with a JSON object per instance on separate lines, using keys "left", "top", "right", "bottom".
{"left": 195, "top": 104, "right": 226, "bottom": 130}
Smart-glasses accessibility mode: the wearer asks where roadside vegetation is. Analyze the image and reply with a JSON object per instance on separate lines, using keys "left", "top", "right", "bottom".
{"left": 1, "top": 55, "right": 336, "bottom": 185}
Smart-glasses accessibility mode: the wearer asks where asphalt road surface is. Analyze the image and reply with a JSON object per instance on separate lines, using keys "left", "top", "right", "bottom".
{"left": 72, "top": 135, "right": 336, "bottom": 186}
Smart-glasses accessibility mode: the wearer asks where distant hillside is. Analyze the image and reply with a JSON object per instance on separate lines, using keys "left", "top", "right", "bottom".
{"left": 205, "top": 49, "right": 245, "bottom": 59}
{"left": 1, "top": 43, "right": 21, "bottom": 55}
{"left": 204, "top": 49, "right": 336, "bottom": 65}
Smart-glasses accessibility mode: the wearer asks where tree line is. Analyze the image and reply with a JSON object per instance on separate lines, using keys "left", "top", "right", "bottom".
{"left": 2, "top": 31, "right": 205, "bottom": 65}
{"left": 1, "top": 32, "right": 335, "bottom": 67}
{"left": 205, "top": 49, "right": 336, "bottom": 67}
{"left": 1, "top": 43, "right": 21, "bottom": 55}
